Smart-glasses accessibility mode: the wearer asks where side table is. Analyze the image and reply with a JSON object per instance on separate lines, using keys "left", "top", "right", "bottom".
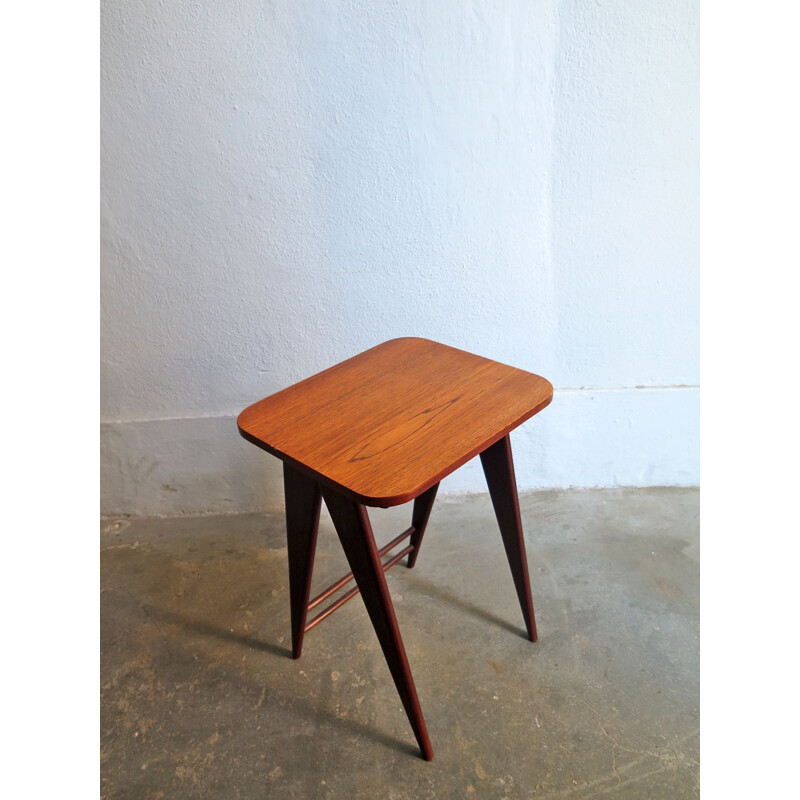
{"left": 237, "top": 337, "right": 553, "bottom": 760}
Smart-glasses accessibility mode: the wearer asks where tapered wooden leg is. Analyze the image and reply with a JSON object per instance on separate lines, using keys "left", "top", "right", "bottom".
{"left": 480, "top": 435, "right": 538, "bottom": 643}
{"left": 321, "top": 487, "right": 434, "bottom": 761}
{"left": 407, "top": 483, "right": 439, "bottom": 568}
{"left": 283, "top": 463, "right": 322, "bottom": 659}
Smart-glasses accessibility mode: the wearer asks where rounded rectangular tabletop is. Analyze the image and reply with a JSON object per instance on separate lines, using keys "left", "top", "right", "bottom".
{"left": 237, "top": 337, "right": 553, "bottom": 507}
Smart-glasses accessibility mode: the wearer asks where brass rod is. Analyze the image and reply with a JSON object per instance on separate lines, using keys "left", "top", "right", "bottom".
{"left": 304, "top": 544, "right": 415, "bottom": 633}
{"left": 307, "top": 526, "right": 415, "bottom": 611}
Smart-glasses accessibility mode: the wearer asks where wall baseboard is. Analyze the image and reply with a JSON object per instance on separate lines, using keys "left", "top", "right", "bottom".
{"left": 101, "top": 387, "right": 699, "bottom": 517}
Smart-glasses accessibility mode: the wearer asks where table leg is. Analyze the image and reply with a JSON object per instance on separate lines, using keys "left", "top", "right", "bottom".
{"left": 283, "top": 463, "right": 321, "bottom": 659}
{"left": 321, "top": 486, "right": 434, "bottom": 761}
{"left": 407, "top": 482, "right": 439, "bottom": 568}
{"left": 480, "top": 434, "right": 539, "bottom": 643}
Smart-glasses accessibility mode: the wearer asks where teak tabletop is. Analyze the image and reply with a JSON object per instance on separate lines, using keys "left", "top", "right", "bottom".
{"left": 237, "top": 337, "right": 553, "bottom": 507}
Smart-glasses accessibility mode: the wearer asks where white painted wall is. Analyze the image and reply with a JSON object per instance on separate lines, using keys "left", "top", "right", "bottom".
{"left": 101, "top": 0, "right": 698, "bottom": 515}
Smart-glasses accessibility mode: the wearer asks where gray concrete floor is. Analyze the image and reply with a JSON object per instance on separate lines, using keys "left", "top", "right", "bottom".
{"left": 101, "top": 487, "right": 698, "bottom": 800}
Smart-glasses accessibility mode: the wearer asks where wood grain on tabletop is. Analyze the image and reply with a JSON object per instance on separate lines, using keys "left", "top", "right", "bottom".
{"left": 237, "top": 337, "right": 553, "bottom": 507}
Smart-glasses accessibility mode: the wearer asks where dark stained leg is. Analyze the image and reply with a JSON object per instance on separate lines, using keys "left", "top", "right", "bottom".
{"left": 283, "top": 463, "right": 322, "bottom": 659}
{"left": 321, "top": 487, "right": 434, "bottom": 761}
{"left": 407, "top": 482, "right": 439, "bottom": 568}
{"left": 479, "top": 435, "right": 538, "bottom": 643}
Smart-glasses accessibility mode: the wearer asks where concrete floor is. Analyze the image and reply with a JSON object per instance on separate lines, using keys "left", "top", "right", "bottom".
{"left": 101, "top": 487, "right": 699, "bottom": 800}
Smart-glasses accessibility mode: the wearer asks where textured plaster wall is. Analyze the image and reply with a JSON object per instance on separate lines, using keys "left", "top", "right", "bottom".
{"left": 101, "top": 0, "right": 699, "bottom": 515}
